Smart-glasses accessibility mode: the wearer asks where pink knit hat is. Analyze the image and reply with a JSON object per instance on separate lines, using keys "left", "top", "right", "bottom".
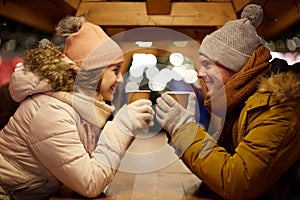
{"left": 56, "top": 16, "right": 124, "bottom": 70}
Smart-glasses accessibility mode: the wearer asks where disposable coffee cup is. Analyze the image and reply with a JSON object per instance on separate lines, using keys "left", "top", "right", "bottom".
{"left": 166, "top": 91, "right": 190, "bottom": 108}
{"left": 126, "top": 90, "right": 151, "bottom": 104}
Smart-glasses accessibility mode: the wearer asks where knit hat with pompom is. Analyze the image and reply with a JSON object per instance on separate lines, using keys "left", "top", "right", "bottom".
{"left": 199, "top": 4, "right": 264, "bottom": 72}
{"left": 56, "top": 16, "right": 124, "bottom": 71}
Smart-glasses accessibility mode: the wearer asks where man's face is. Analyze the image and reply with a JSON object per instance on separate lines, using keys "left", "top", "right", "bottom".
{"left": 197, "top": 55, "right": 235, "bottom": 96}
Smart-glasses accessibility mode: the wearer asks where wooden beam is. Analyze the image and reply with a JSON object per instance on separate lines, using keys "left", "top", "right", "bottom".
{"left": 76, "top": 2, "right": 237, "bottom": 27}
{"left": 229, "top": 0, "right": 300, "bottom": 39}
{"left": 257, "top": 0, "right": 300, "bottom": 38}
{"left": 62, "top": 0, "right": 82, "bottom": 10}
{"left": 0, "top": 1, "right": 54, "bottom": 33}
{"left": 51, "top": 0, "right": 79, "bottom": 13}
{"left": 104, "top": 27, "right": 127, "bottom": 37}
{"left": 0, "top": 0, "right": 74, "bottom": 33}
{"left": 232, "top": 0, "right": 265, "bottom": 13}
{"left": 146, "top": 0, "right": 171, "bottom": 15}
{"left": 102, "top": 26, "right": 216, "bottom": 42}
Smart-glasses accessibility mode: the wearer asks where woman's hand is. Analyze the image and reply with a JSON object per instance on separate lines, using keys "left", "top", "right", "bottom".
{"left": 113, "top": 99, "right": 154, "bottom": 136}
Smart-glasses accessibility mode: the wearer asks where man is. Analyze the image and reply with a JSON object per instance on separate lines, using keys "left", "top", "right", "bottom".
{"left": 156, "top": 4, "right": 300, "bottom": 200}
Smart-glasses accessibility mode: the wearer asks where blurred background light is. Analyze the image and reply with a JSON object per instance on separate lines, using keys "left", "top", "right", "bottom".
{"left": 183, "top": 69, "right": 198, "bottom": 84}
{"left": 125, "top": 81, "right": 140, "bottom": 92}
{"left": 129, "top": 64, "right": 145, "bottom": 78}
{"left": 145, "top": 66, "right": 159, "bottom": 80}
{"left": 171, "top": 66, "right": 185, "bottom": 81}
{"left": 135, "top": 41, "right": 153, "bottom": 47}
{"left": 292, "top": 36, "right": 300, "bottom": 48}
{"left": 286, "top": 39, "right": 297, "bottom": 51}
{"left": 169, "top": 52, "right": 184, "bottom": 66}
{"left": 173, "top": 41, "right": 188, "bottom": 47}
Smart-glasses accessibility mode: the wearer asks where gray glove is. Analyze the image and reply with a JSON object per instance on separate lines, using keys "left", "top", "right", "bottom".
{"left": 156, "top": 92, "right": 196, "bottom": 135}
{"left": 114, "top": 99, "right": 154, "bottom": 136}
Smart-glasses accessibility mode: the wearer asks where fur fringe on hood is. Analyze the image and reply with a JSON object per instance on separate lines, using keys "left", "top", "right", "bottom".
{"left": 24, "top": 42, "right": 78, "bottom": 91}
{"left": 258, "top": 71, "right": 300, "bottom": 103}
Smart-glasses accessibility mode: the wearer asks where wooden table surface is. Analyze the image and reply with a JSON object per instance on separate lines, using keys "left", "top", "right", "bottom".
{"left": 50, "top": 132, "right": 220, "bottom": 200}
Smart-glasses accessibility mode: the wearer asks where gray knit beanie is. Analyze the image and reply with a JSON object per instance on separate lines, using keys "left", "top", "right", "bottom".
{"left": 199, "top": 4, "right": 264, "bottom": 72}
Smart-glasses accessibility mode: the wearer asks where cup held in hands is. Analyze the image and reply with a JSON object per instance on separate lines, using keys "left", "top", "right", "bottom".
{"left": 126, "top": 90, "right": 151, "bottom": 104}
{"left": 166, "top": 91, "right": 190, "bottom": 108}
{"left": 126, "top": 90, "right": 152, "bottom": 126}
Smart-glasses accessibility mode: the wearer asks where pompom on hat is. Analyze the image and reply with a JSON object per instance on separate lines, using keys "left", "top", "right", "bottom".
{"left": 56, "top": 16, "right": 124, "bottom": 71}
{"left": 199, "top": 4, "right": 264, "bottom": 72}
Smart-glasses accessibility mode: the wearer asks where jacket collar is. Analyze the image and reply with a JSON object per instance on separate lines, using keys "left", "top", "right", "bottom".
{"left": 257, "top": 71, "right": 300, "bottom": 102}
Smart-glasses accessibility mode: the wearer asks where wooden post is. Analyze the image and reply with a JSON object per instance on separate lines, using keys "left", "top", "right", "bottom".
{"left": 146, "top": 0, "right": 171, "bottom": 15}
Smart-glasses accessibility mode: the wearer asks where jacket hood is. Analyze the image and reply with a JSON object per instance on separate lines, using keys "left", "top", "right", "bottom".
{"left": 9, "top": 69, "right": 52, "bottom": 102}
{"left": 9, "top": 43, "right": 78, "bottom": 102}
{"left": 257, "top": 71, "right": 300, "bottom": 103}
{"left": 23, "top": 43, "right": 78, "bottom": 91}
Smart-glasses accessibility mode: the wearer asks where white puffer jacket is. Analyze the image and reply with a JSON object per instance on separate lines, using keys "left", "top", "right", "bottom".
{"left": 0, "top": 69, "right": 133, "bottom": 199}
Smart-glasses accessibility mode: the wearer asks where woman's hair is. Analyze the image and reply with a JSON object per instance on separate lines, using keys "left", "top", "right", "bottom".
{"left": 24, "top": 42, "right": 78, "bottom": 91}
{"left": 74, "top": 67, "right": 106, "bottom": 97}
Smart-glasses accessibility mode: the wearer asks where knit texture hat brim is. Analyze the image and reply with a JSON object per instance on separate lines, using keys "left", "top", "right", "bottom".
{"left": 81, "top": 37, "right": 124, "bottom": 70}
{"left": 199, "top": 34, "right": 250, "bottom": 72}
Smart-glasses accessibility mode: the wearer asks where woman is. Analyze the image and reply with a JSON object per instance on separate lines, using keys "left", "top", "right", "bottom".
{"left": 0, "top": 16, "right": 154, "bottom": 199}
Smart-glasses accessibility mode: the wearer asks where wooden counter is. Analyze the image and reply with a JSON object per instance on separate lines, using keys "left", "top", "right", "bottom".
{"left": 50, "top": 132, "right": 221, "bottom": 200}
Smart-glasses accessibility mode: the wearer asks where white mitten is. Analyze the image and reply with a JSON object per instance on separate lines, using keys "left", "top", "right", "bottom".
{"left": 156, "top": 92, "right": 196, "bottom": 135}
{"left": 113, "top": 99, "right": 154, "bottom": 136}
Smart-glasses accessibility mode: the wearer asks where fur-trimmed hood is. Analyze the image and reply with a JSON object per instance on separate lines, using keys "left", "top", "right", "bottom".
{"left": 23, "top": 42, "right": 78, "bottom": 92}
{"left": 9, "top": 43, "right": 78, "bottom": 102}
{"left": 258, "top": 70, "right": 300, "bottom": 103}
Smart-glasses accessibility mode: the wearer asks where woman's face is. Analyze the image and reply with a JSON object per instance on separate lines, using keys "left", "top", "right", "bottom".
{"left": 197, "top": 55, "right": 235, "bottom": 96}
{"left": 99, "top": 63, "right": 123, "bottom": 101}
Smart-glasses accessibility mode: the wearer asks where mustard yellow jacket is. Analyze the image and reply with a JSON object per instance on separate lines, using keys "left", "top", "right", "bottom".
{"left": 170, "top": 71, "right": 300, "bottom": 200}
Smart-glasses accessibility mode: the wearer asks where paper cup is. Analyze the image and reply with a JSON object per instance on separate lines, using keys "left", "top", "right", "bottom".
{"left": 166, "top": 91, "right": 190, "bottom": 108}
{"left": 126, "top": 90, "right": 151, "bottom": 104}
